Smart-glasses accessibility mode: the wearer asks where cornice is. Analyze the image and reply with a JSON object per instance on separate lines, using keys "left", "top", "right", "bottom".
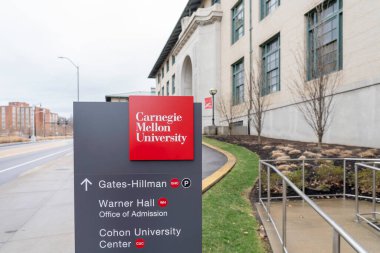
{"left": 173, "top": 5, "right": 223, "bottom": 56}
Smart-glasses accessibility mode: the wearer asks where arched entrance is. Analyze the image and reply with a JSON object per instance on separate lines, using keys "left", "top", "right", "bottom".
{"left": 182, "top": 56, "right": 193, "bottom": 96}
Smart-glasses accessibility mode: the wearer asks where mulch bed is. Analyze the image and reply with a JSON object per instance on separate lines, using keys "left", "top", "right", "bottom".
{"left": 207, "top": 135, "right": 380, "bottom": 160}
{"left": 207, "top": 134, "right": 380, "bottom": 197}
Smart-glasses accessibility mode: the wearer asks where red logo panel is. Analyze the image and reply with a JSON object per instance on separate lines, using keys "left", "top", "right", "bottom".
{"left": 135, "top": 238, "right": 145, "bottom": 248}
{"left": 129, "top": 96, "right": 194, "bottom": 160}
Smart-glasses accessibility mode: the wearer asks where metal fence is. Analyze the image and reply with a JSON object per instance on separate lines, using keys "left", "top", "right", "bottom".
{"left": 258, "top": 158, "right": 380, "bottom": 253}
{"left": 355, "top": 162, "right": 380, "bottom": 232}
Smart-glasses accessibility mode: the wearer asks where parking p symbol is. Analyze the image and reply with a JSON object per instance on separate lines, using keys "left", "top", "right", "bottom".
{"left": 181, "top": 178, "right": 191, "bottom": 188}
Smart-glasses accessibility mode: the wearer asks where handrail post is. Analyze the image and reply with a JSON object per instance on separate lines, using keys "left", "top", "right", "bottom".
{"left": 372, "top": 169, "right": 376, "bottom": 221}
{"left": 302, "top": 160, "right": 305, "bottom": 203}
{"left": 282, "top": 179, "right": 287, "bottom": 253}
{"left": 333, "top": 229, "right": 340, "bottom": 253}
{"left": 267, "top": 165, "right": 271, "bottom": 222}
{"left": 343, "top": 159, "right": 346, "bottom": 199}
{"left": 355, "top": 164, "right": 359, "bottom": 222}
{"left": 259, "top": 161, "right": 262, "bottom": 203}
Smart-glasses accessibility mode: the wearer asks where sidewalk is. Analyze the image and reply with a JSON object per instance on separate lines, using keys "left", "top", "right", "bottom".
{"left": 256, "top": 199, "right": 380, "bottom": 253}
{"left": 0, "top": 153, "right": 74, "bottom": 253}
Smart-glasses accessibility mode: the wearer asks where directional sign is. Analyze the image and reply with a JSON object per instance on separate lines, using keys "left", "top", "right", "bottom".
{"left": 74, "top": 101, "right": 202, "bottom": 253}
{"left": 80, "top": 178, "right": 92, "bottom": 191}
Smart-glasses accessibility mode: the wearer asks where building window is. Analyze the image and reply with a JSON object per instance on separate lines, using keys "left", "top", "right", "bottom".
{"left": 166, "top": 61, "right": 169, "bottom": 72}
{"left": 232, "top": 59, "right": 244, "bottom": 105}
{"left": 158, "top": 91, "right": 160, "bottom": 96}
{"left": 161, "top": 67, "right": 164, "bottom": 78}
{"left": 212, "top": 0, "right": 220, "bottom": 4}
{"left": 172, "top": 55, "right": 175, "bottom": 65}
{"left": 261, "top": 0, "right": 280, "bottom": 19}
{"left": 230, "top": 120, "right": 243, "bottom": 127}
{"left": 232, "top": 1, "right": 244, "bottom": 44}
{"left": 161, "top": 86, "right": 164, "bottom": 96}
{"left": 307, "top": 0, "right": 343, "bottom": 80}
{"left": 172, "top": 75, "right": 175, "bottom": 95}
{"left": 166, "top": 81, "right": 169, "bottom": 96}
{"left": 262, "top": 34, "right": 280, "bottom": 95}
{"left": 157, "top": 73, "right": 161, "bottom": 84}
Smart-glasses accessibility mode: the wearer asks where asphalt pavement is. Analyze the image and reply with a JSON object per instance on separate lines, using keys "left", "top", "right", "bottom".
{"left": 202, "top": 144, "right": 227, "bottom": 178}
{"left": 0, "top": 140, "right": 73, "bottom": 185}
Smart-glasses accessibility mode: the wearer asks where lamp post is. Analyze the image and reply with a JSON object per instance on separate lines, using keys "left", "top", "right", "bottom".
{"left": 30, "top": 106, "right": 45, "bottom": 142}
{"left": 58, "top": 56, "right": 80, "bottom": 102}
{"left": 209, "top": 88, "right": 217, "bottom": 126}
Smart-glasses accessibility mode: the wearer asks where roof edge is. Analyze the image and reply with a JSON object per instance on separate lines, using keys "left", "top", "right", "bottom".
{"left": 148, "top": 0, "right": 202, "bottom": 79}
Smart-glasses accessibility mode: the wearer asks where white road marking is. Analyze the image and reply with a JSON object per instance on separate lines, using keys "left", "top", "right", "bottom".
{"left": 0, "top": 148, "right": 73, "bottom": 174}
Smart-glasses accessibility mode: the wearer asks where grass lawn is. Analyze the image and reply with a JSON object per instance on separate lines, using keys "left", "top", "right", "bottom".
{"left": 202, "top": 137, "right": 266, "bottom": 253}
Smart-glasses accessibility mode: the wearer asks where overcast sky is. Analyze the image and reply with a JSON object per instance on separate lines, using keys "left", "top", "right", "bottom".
{"left": 0, "top": 0, "right": 188, "bottom": 117}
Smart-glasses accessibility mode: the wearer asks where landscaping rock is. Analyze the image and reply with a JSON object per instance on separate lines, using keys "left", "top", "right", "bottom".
{"left": 298, "top": 155, "right": 306, "bottom": 160}
{"left": 339, "top": 150, "right": 353, "bottom": 158}
{"left": 289, "top": 163, "right": 300, "bottom": 170}
{"left": 271, "top": 150, "right": 286, "bottom": 159}
{"left": 259, "top": 225, "right": 266, "bottom": 239}
{"left": 289, "top": 149, "right": 301, "bottom": 156}
{"left": 262, "top": 145, "right": 273, "bottom": 150}
{"left": 322, "top": 148, "right": 341, "bottom": 156}
{"left": 280, "top": 146, "right": 294, "bottom": 152}
{"left": 277, "top": 155, "right": 291, "bottom": 161}
{"left": 303, "top": 151, "right": 322, "bottom": 158}
{"left": 359, "top": 149, "right": 377, "bottom": 158}
{"left": 278, "top": 164, "right": 291, "bottom": 171}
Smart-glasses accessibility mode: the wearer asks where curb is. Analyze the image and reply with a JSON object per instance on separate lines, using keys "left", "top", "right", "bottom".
{"left": 202, "top": 141, "right": 237, "bottom": 193}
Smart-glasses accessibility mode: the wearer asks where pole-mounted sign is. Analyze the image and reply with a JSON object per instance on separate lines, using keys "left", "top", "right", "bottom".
{"left": 74, "top": 97, "right": 201, "bottom": 253}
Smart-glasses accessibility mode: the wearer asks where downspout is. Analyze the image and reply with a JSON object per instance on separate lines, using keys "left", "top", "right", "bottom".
{"left": 248, "top": 0, "right": 253, "bottom": 135}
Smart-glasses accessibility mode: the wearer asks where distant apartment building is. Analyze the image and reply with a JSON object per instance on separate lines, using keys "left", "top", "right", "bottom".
{"left": 149, "top": 0, "right": 380, "bottom": 148}
{"left": 0, "top": 102, "right": 70, "bottom": 137}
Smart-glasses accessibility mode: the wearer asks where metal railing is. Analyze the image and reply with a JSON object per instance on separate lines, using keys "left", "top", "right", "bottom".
{"left": 259, "top": 158, "right": 380, "bottom": 202}
{"left": 258, "top": 158, "right": 380, "bottom": 253}
{"left": 355, "top": 162, "right": 380, "bottom": 231}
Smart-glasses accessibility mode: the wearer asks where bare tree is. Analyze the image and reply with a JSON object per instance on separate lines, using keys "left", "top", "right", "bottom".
{"left": 217, "top": 96, "right": 234, "bottom": 135}
{"left": 245, "top": 61, "right": 270, "bottom": 144}
{"left": 290, "top": 1, "right": 341, "bottom": 147}
{"left": 217, "top": 96, "right": 245, "bottom": 136}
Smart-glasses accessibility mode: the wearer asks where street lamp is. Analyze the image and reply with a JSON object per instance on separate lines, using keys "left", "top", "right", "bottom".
{"left": 58, "top": 56, "right": 80, "bottom": 102}
{"left": 30, "top": 106, "right": 45, "bottom": 142}
{"left": 209, "top": 88, "right": 217, "bottom": 126}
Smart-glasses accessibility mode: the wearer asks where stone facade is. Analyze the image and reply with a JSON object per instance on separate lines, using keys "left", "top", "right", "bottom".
{"left": 149, "top": 0, "right": 380, "bottom": 148}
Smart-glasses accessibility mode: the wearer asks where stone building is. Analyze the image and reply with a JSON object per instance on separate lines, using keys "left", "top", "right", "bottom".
{"left": 149, "top": 0, "right": 380, "bottom": 148}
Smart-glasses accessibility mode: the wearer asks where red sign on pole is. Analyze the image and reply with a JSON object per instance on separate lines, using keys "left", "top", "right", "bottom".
{"left": 129, "top": 96, "right": 194, "bottom": 160}
{"left": 204, "top": 97, "right": 212, "bottom": 109}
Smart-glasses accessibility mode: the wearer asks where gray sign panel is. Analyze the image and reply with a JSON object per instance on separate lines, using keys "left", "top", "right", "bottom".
{"left": 74, "top": 102, "right": 202, "bottom": 253}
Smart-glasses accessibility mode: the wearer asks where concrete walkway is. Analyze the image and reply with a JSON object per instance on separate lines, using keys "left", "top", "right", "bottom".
{"left": 0, "top": 145, "right": 226, "bottom": 252}
{"left": 257, "top": 199, "right": 380, "bottom": 253}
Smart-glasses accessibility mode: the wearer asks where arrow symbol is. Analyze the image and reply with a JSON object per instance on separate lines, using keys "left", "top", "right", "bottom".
{"left": 81, "top": 178, "right": 92, "bottom": 191}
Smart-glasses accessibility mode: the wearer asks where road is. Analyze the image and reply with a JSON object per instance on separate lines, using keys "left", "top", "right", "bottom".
{"left": 0, "top": 140, "right": 226, "bottom": 252}
{"left": 0, "top": 140, "right": 73, "bottom": 185}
